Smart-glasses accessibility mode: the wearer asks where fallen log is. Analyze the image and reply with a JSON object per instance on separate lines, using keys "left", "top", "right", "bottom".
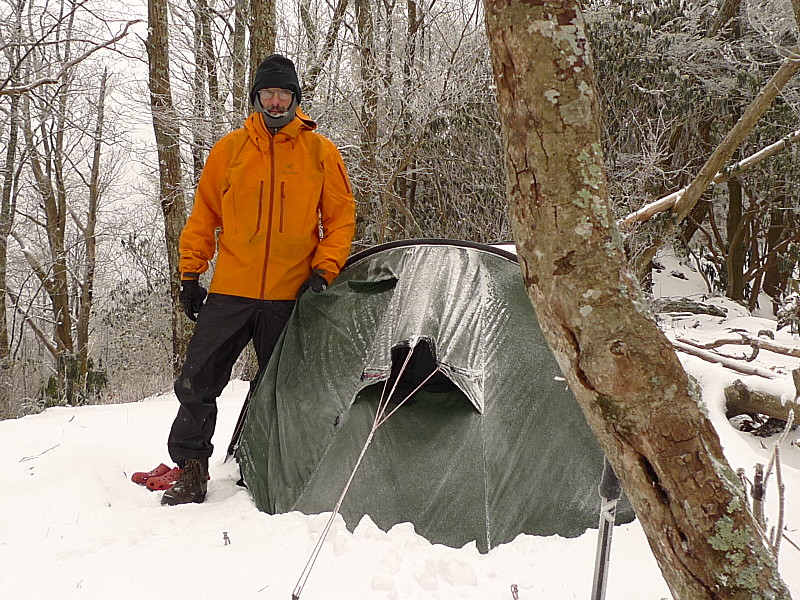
{"left": 724, "top": 379, "right": 799, "bottom": 422}
{"left": 656, "top": 298, "right": 728, "bottom": 317}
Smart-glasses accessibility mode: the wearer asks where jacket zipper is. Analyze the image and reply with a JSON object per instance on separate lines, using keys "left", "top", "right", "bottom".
{"left": 259, "top": 136, "right": 276, "bottom": 299}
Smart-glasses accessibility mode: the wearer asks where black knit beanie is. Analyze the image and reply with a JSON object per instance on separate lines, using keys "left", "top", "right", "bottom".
{"left": 249, "top": 54, "right": 302, "bottom": 106}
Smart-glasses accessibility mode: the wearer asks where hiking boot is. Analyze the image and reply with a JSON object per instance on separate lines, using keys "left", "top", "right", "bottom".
{"left": 161, "top": 458, "right": 208, "bottom": 506}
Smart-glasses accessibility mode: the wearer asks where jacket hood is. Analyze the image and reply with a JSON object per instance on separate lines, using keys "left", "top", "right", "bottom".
{"left": 244, "top": 108, "right": 317, "bottom": 144}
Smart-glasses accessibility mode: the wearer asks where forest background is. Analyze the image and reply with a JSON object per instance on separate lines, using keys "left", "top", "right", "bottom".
{"left": 1, "top": 0, "right": 799, "bottom": 419}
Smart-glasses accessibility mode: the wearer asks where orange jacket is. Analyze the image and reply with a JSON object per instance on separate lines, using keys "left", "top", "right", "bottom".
{"left": 179, "top": 109, "right": 356, "bottom": 300}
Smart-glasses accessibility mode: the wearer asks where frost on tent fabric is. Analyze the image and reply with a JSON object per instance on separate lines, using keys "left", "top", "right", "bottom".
{"left": 236, "top": 240, "right": 634, "bottom": 553}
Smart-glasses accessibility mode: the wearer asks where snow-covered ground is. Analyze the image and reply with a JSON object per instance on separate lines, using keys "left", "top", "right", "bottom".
{"left": 1, "top": 252, "right": 798, "bottom": 600}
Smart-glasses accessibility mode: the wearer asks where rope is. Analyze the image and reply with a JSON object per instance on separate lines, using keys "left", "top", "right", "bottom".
{"left": 291, "top": 345, "right": 442, "bottom": 599}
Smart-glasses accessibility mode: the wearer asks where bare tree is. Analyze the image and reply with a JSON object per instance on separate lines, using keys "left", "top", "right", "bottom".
{"left": 146, "top": 0, "right": 191, "bottom": 373}
{"left": 0, "top": 0, "right": 24, "bottom": 415}
{"left": 232, "top": 0, "right": 250, "bottom": 115}
{"left": 9, "top": 45, "right": 116, "bottom": 405}
{"left": 483, "top": 0, "right": 791, "bottom": 598}
{"left": 249, "top": 0, "right": 276, "bottom": 78}
{"left": 352, "top": 0, "right": 380, "bottom": 244}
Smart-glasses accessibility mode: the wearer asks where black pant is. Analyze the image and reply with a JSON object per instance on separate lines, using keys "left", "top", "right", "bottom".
{"left": 168, "top": 294, "right": 295, "bottom": 465}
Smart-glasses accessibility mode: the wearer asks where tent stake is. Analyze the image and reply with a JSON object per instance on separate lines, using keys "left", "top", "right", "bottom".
{"left": 591, "top": 458, "right": 621, "bottom": 600}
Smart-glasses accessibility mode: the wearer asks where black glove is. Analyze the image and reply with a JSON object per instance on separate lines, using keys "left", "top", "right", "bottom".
{"left": 180, "top": 278, "right": 207, "bottom": 321}
{"left": 297, "top": 269, "right": 328, "bottom": 298}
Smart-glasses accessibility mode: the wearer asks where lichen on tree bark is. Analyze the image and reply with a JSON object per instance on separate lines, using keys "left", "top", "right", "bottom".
{"left": 482, "top": 0, "right": 791, "bottom": 598}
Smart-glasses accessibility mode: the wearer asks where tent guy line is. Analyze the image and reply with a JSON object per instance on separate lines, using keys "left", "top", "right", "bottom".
{"left": 292, "top": 345, "right": 442, "bottom": 599}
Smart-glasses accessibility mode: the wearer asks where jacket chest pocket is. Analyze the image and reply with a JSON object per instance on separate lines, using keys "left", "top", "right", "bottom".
{"left": 221, "top": 178, "right": 264, "bottom": 243}
{"left": 276, "top": 166, "right": 324, "bottom": 243}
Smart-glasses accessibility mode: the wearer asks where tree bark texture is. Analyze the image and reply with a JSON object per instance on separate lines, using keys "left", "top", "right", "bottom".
{"left": 146, "top": 0, "right": 190, "bottom": 373}
{"left": 726, "top": 178, "right": 746, "bottom": 301}
{"left": 725, "top": 380, "right": 797, "bottom": 423}
{"left": 249, "top": 0, "right": 276, "bottom": 81}
{"left": 481, "top": 1, "right": 790, "bottom": 598}
{"left": 232, "top": 0, "right": 249, "bottom": 116}
{"left": 354, "top": 0, "right": 381, "bottom": 244}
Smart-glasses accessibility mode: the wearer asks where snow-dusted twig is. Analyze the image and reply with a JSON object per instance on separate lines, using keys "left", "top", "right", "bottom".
{"left": 759, "top": 410, "right": 794, "bottom": 561}
{"left": 0, "top": 20, "right": 143, "bottom": 96}
{"left": 736, "top": 467, "right": 750, "bottom": 511}
{"left": 675, "top": 332, "right": 800, "bottom": 359}
{"left": 671, "top": 339, "right": 780, "bottom": 379}
{"left": 771, "top": 446, "right": 785, "bottom": 561}
{"left": 782, "top": 531, "right": 800, "bottom": 553}
{"left": 764, "top": 410, "right": 795, "bottom": 482}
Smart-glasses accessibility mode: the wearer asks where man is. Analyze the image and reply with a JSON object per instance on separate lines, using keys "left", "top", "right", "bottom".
{"left": 162, "top": 54, "right": 356, "bottom": 506}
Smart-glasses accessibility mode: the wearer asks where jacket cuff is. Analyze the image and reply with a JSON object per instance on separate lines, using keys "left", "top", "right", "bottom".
{"left": 181, "top": 273, "right": 201, "bottom": 280}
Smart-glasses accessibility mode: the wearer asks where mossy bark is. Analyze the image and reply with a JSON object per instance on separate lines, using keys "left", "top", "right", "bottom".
{"left": 482, "top": 1, "right": 790, "bottom": 598}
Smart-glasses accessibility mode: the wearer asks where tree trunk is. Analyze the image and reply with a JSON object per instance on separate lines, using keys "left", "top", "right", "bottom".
{"left": 249, "top": 0, "right": 276, "bottom": 80}
{"left": 482, "top": 1, "right": 790, "bottom": 598}
{"left": 354, "top": 0, "right": 381, "bottom": 244}
{"left": 763, "top": 182, "right": 789, "bottom": 312}
{"left": 198, "top": 0, "right": 220, "bottom": 137}
{"left": 73, "top": 68, "right": 107, "bottom": 400}
{"left": 232, "top": 0, "right": 249, "bottom": 117}
{"left": 302, "top": 0, "right": 349, "bottom": 103}
{"left": 191, "top": 0, "right": 208, "bottom": 185}
{"left": 0, "top": 0, "right": 25, "bottom": 415}
{"left": 398, "top": 0, "right": 420, "bottom": 229}
{"left": 726, "top": 177, "right": 746, "bottom": 301}
{"left": 708, "top": 0, "right": 742, "bottom": 37}
{"left": 146, "top": 0, "right": 190, "bottom": 374}
{"left": 0, "top": 89, "right": 20, "bottom": 416}
{"left": 20, "top": 93, "right": 75, "bottom": 394}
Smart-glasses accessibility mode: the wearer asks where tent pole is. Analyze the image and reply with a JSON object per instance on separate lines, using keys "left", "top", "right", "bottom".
{"left": 224, "top": 378, "right": 259, "bottom": 462}
{"left": 591, "top": 457, "right": 621, "bottom": 600}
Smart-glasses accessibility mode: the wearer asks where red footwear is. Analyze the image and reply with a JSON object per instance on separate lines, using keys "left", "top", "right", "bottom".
{"left": 146, "top": 467, "right": 183, "bottom": 491}
{"left": 131, "top": 463, "right": 171, "bottom": 486}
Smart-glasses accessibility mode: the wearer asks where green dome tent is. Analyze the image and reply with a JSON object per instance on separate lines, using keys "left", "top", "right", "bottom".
{"left": 236, "top": 240, "right": 633, "bottom": 552}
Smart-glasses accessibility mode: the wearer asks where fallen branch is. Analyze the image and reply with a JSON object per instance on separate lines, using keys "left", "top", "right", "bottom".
{"left": 672, "top": 339, "right": 781, "bottom": 378}
{"left": 656, "top": 298, "right": 727, "bottom": 317}
{"left": 674, "top": 332, "right": 800, "bottom": 359}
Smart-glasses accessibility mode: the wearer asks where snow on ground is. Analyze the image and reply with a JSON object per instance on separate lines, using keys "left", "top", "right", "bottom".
{"left": 1, "top": 250, "right": 799, "bottom": 600}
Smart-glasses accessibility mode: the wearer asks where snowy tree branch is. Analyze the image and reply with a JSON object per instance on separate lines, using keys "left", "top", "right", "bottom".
{"left": 619, "top": 128, "right": 800, "bottom": 230}
{"left": 671, "top": 339, "right": 781, "bottom": 378}
{"left": 0, "top": 20, "right": 142, "bottom": 96}
{"left": 674, "top": 332, "right": 800, "bottom": 359}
